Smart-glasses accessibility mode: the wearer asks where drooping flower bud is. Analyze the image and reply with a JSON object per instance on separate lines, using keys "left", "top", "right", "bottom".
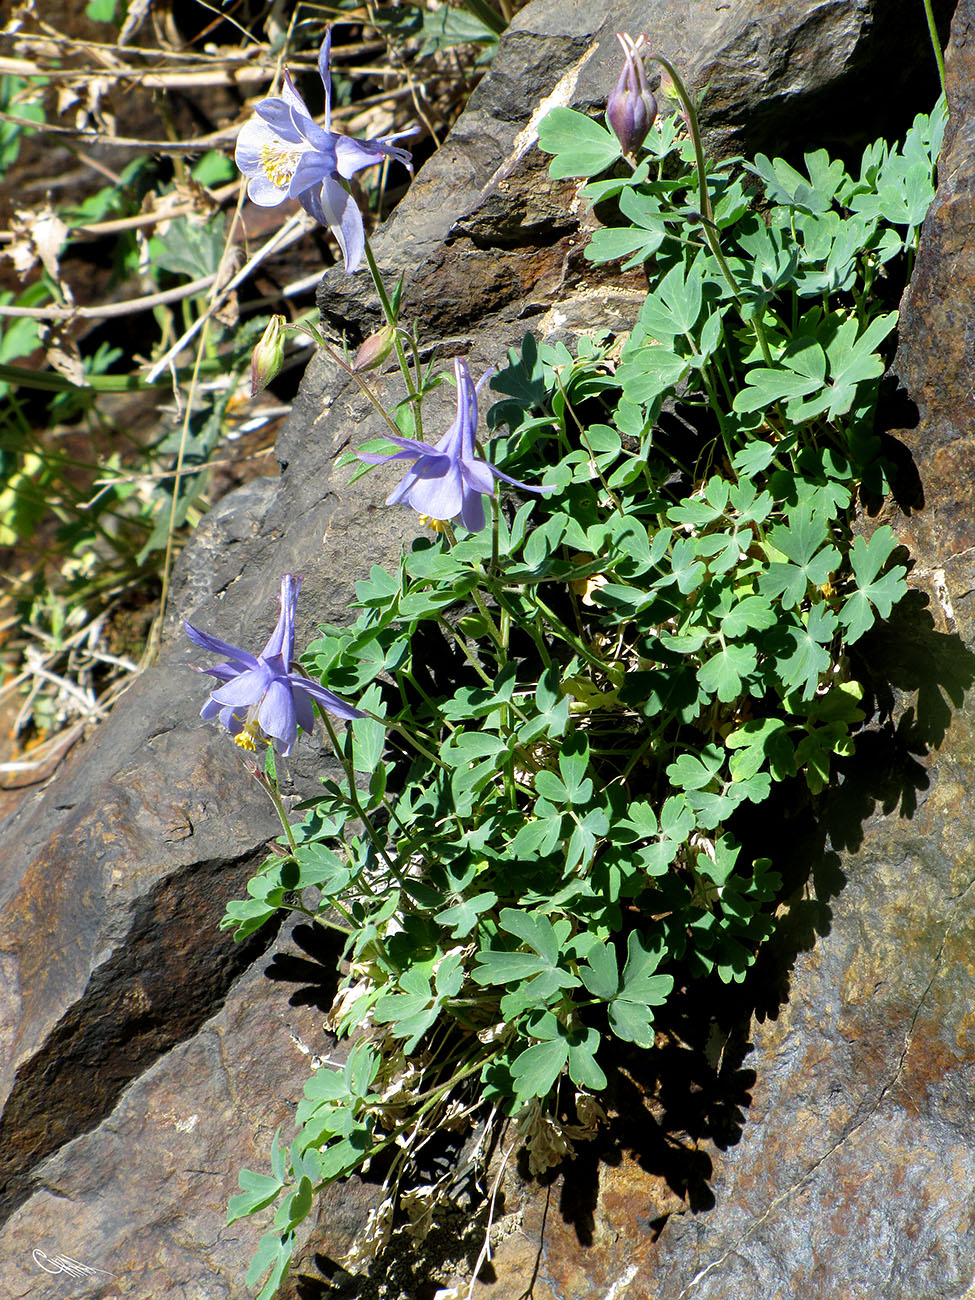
{"left": 353, "top": 323, "right": 397, "bottom": 372}
{"left": 606, "top": 32, "right": 656, "bottom": 158}
{"left": 250, "top": 314, "right": 286, "bottom": 396}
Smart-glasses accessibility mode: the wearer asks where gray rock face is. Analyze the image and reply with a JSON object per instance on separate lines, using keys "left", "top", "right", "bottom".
{"left": 0, "top": 0, "right": 961, "bottom": 1296}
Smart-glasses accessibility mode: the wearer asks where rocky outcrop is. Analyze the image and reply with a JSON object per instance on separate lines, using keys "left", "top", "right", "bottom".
{"left": 0, "top": 0, "right": 962, "bottom": 1297}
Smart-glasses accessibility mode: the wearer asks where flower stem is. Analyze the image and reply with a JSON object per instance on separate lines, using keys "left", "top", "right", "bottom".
{"left": 321, "top": 713, "right": 409, "bottom": 888}
{"left": 251, "top": 754, "right": 298, "bottom": 856}
{"left": 921, "top": 0, "right": 947, "bottom": 97}
{"left": 362, "top": 234, "right": 423, "bottom": 440}
{"left": 650, "top": 54, "right": 774, "bottom": 368}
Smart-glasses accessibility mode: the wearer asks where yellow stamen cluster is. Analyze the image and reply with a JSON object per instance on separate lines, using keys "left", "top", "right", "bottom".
{"left": 233, "top": 720, "right": 262, "bottom": 752}
{"left": 260, "top": 143, "right": 301, "bottom": 190}
{"left": 418, "top": 515, "right": 449, "bottom": 533}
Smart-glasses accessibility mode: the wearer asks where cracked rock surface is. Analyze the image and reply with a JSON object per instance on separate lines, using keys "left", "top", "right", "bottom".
{"left": 0, "top": 0, "right": 962, "bottom": 1297}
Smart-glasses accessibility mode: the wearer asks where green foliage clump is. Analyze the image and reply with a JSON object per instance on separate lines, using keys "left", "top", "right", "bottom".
{"left": 224, "top": 89, "right": 944, "bottom": 1296}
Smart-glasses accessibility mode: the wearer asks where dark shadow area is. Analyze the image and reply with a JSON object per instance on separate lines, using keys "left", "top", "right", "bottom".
{"left": 286, "top": 1107, "right": 503, "bottom": 1300}
{"left": 706, "top": 0, "right": 954, "bottom": 170}
{"left": 264, "top": 920, "right": 346, "bottom": 1013}
{"left": 0, "top": 852, "right": 276, "bottom": 1227}
{"left": 874, "top": 382, "right": 925, "bottom": 515}
{"left": 545, "top": 578, "right": 975, "bottom": 1249}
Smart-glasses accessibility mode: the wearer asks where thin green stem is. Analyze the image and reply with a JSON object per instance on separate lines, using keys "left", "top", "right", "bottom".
{"left": 532, "top": 594, "right": 606, "bottom": 671}
{"left": 361, "top": 235, "right": 423, "bottom": 440}
{"left": 377, "top": 713, "right": 449, "bottom": 770}
{"left": 650, "top": 54, "right": 774, "bottom": 368}
{"left": 321, "top": 714, "right": 405, "bottom": 885}
{"left": 921, "top": 0, "right": 947, "bottom": 98}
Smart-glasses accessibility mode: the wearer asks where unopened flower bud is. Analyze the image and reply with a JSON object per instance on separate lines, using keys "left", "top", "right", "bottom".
{"left": 607, "top": 32, "right": 656, "bottom": 158}
{"left": 353, "top": 323, "right": 396, "bottom": 372}
{"left": 250, "top": 314, "right": 286, "bottom": 396}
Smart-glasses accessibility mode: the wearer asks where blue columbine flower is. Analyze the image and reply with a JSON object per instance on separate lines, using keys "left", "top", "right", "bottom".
{"left": 357, "top": 357, "right": 551, "bottom": 533}
{"left": 184, "top": 574, "right": 363, "bottom": 755}
{"left": 234, "top": 28, "right": 418, "bottom": 272}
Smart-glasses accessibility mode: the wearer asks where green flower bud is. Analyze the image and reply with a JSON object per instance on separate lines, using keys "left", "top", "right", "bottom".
{"left": 353, "top": 324, "right": 397, "bottom": 372}
{"left": 250, "top": 315, "right": 286, "bottom": 396}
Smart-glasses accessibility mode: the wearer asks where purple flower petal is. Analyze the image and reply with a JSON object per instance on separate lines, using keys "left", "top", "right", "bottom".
{"left": 258, "top": 677, "right": 298, "bottom": 754}
{"left": 300, "top": 185, "right": 327, "bottom": 227}
{"left": 221, "top": 706, "right": 247, "bottom": 735}
{"left": 357, "top": 448, "right": 423, "bottom": 465}
{"left": 186, "top": 575, "right": 362, "bottom": 752}
{"left": 200, "top": 696, "right": 224, "bottom": 721}
{"left": 461, "top": 457, "right": 497, "bottom": 497}
{"left": 403, "top": 460, "right": 466, "bottom": 521}
{"left": 280, "top": 70, "right": 312, "bottom": 121}
{"left": 288, "top": 148, "right": 334, "bottom": 199}
{"left": 356, "top": 355, "right": 549, "bottom": 531}
{"left": 459, "top": 489, "right": 486, "bottom": 533}
{"left": 235, "top": 115, "right": 286, "bottom": 174}
{"left": 319, "top": 175, "right": 365, "bottom": 272}
{"left": 210, "top": 665, "right": 271, "bottom": 709}
{"left": 183, "top": 620, "right": 259, "bottom": 669}
{"left": 234, "top": 26, "right": 415, "bottom": 273}
{"left": 247, "top": 173, "right": 290, "bottom": 207}
{"left": 488, "top": 464, "right": 554, "bottom": 494}
{"left": 292, "top": 682, "right": 316, "bottom": 736}
{"left": 294, "top": 676, "right": 366, "bottom": 721}
{"left": 196, "top": 662, "right": 241, "bottom": 684}
{"left": 290, "top": 104, "right": 337, "bottom": 155}
{"left": 333, "top": 135, "right": 396, "bottom": 179}
{"left": 254, "top": 97, "right": 305, "bottom": 143}
{"left": 371, "top": 432, "right": 451, "bottom": 457}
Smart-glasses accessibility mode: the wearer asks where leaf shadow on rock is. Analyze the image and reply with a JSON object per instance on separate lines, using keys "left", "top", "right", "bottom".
{"left": 549, "top": 582, "right": 975, "bottom": 1248}
{"left": 264, "top": 920, "right": 346, "bottom": 1014}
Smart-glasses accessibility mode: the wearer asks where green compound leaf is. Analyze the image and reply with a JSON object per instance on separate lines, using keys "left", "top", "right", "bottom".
{"left": 509, "top": 1036, "right": 568, "bottom": 1100}
{"left": 537, "top": 107, "right": 622, "bottom": 178}
{"left": 819, "top": 310, "right": 898, "bottom": 419}
{"left": 698, "top": 642, "right": 759, "bottom": 702}
{"left": 666, "top": 536, "right": 707, "bottom": 594}
{"left": 721, "top": 595, "right": 777, "bottom": 638}
{"left": 436, "top": 889, "right": 498, "bottom": 939}
{"left": 567, "top": 1023, "right": 607, "bottom": 1090}
{"left": 293, "top": 843, "right": 356, "bottom": 895}
{"left": 245, "top": 1231, "right": 294, "bottom": 1300}
{"left": 727, "top": 717, "right": 796, "bottom": 783}
{"left": 274, "top": 1175, "right": 314, "bottom": 1233}
{"left": 840, "top": 525, "right": 908, "bottom": 642}
{"left": 473, "top": 910, "right": 579, "bottom": 993}
{"left": 577, "top": 942, "right": 619, "bottom": 1000}
{"left": 558, "top": 731, "right": 592, "bottom": 803}
{"left": 350, "top": 688, "right": 386, "bottom": 773}
{"left": 586, "top": 186, "right": 667, "bottom": 267}
{"left": 732, "top": 365, "right": 820, "bottom": 413}
{"left": 760, "top": 507, "right": 842, "bottom": 607}
{"left": 750, "top": 149, "right": 847, "bottom": 212}
{"left": 615, "top": 341, "right": 687, "bottom": 404}
{"left": 228, "top": 1169, "right": 285, "bottom": 1224}
{"left": 611, "top": 931, "right": 673, "bottom": 1048}
{"left": 667, "top": 744, "right": 724, "bottom": 791}
{"left": 639, "top": 257, "right": 707, "bottom": 339}
{"left": 354, "top": 565, "right": 401, "bottom": 608}
{"left": 779, "top": 605, "right": 839, "bottom": 698}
